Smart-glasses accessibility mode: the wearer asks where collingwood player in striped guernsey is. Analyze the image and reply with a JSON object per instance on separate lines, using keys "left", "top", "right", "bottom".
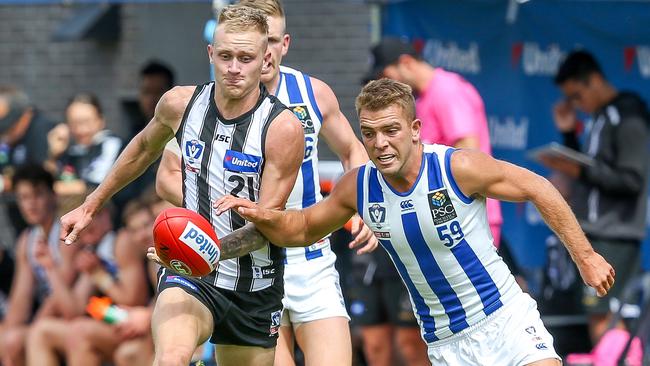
{"left": 215, "top": 79, "right": 616, "bottom": 366}
{"left": 155, "top": 1, "right": 376, "bottom": 364}
{"left": 60, "top": 6, "right": 304, "bottom": 366}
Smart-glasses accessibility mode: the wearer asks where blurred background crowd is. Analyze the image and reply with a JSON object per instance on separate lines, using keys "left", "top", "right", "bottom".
{"left": 0, "top": 0, "right": 649, "bottom": 365}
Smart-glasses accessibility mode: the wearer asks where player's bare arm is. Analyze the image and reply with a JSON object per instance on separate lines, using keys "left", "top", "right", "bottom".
{"left": 450, "top": 149, "right": 615, "bottom": 297}
{"left": 156, "top": 147, "right": 183, "bottom": 207}
{"left": 215, "top": 166, "right": 359, "bottom": 248}
{"left": 60, "top": 87, "right": 194, "bottom": 244}
{"left": 313, "top": 77, "right": 376, "bottom": 253}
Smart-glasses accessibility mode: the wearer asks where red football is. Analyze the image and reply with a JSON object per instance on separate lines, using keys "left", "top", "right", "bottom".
{"left": 153, "top": 207, "right": 221, "bottom": 277}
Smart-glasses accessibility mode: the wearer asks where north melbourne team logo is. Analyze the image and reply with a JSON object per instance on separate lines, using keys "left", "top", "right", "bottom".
{"left": 291, "top": 105, "right": 315, "bottom": 134}
{"left": 428, "top": 189, "right": 457, "bottom": 225}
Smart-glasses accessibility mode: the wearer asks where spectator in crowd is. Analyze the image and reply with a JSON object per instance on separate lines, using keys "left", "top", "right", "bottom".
{"left": 46, "top": 93, "right": 123, "bottom": 197}
{"left": 25, "top": 201, "right": 149, "bottom": 366}
{"left": 0, "top": 87, "right": 55, "bottom": 188}
{"left": 365, "top": 37, "right": 503, "bottom": 250}
{"left": 348, "top": 249, "right": 429, "bottom": 366}
{"left": 135, "top": 61, "right": 175, "bottom": 136}
{"left": 0, "top": 165, "right": 78, "bottom": 366}
{"left": 541, "top": 49, "right": 650, "bottom": 344}
{"left": 0, "top": 86, "right": 56, "bottom": 245}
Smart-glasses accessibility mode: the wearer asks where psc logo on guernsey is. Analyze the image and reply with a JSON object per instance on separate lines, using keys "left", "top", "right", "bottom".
{"left": 223, "top": 150, "right": 262, "bottom": 173}
{"left": 179, "top": 221, "right": 221, "bottom": 265}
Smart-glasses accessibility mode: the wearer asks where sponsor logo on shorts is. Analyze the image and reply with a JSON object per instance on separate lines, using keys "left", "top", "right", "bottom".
{"left": 252, "top": 266, "right": 276, "bottom": 279}
{"left": 535, "top": 343, "right": 548, "bottom": 350}
{"left": 269, "top": 310, "right": 282, "bottom": 336}
{"left": 428, "top": 189, "right": 457, "bottom": 225}
{"left": 525, "top": 326, "right": 536, "bottom": 335}
{"left": 223, "top": 150, "right": 262, "bottom": 173}
{"left": 165, "top": 275, "right": 198, "bottom": 291}
{"left": 179, "top": 222, "right": 220, "bottom": 265}
{"left": 169, "top": 260, "right": 192, "bottom": 276}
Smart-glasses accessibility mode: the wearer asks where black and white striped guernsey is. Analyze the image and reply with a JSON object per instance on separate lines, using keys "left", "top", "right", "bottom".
{"left": 176, "top": 82, "right": 287, "bottom": 292}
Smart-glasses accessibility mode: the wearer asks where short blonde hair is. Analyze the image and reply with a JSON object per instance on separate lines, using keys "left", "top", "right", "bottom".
{"left": 217, "top": 5, "right": 269, "bottom": 36}
{"left": 237, "top": 0, "right": 284, "bottom": 18}
{"left": 355, "top": 78, "right": 416, "bottom": 121}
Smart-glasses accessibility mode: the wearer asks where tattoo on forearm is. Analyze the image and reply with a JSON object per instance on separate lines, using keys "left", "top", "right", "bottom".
{"left": 219, "top": 223, "right": 269, "bottom": 260}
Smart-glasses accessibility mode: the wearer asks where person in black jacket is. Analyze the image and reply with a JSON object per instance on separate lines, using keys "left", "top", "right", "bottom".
{"left": 542, "top": 49, "right": 650, "bottom": 345}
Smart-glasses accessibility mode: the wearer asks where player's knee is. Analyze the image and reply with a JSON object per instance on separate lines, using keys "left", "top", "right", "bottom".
{"left": 155, "top": 347, "right": 194, "bottom": 366}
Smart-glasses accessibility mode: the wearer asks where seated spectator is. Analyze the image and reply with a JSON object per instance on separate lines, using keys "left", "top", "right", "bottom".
{"left": 0, "top": 86, "right": 55, "bottom": 245}
{"left": 26, "top": 199, "right": 152, "bottom": 366}
{"left": 47, "top": 93, "right": 122, "bottom": 196}
{"left": 0, "top": 165, "right": 78, "bottom": 366}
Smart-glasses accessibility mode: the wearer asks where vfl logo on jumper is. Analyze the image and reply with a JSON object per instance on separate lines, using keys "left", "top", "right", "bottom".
{"left": 291, "top": 105, "right": 315, "bottom": 134}
{"left": 223, "top": 150, "right": 262, "bottom": 173}
{"left": 428, "top": 189, "right": 457, "bottom": 225}
{"left": 368, "top": 204, "right": 387, "bottom": 229}
{"left": 269, "top": 310, "right": 282, "bottom": 336}
{"left": 400, "top": 200, "right": 414, "bottom": 212}
{"left": 184, "top": 140, "right": 205, "bottom": 173}
{"left": 179, "top": 222, "right": 220, "bottom": 265}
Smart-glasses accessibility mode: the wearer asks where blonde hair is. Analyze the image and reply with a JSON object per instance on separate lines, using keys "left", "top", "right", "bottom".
{"left": 237, "top": 0, "right": 284, "bottom": 18}
{"left": 355, "top": 78, "right": 416, "bottom": 121}
{"left": 217, "top": 5, "right": 269, "bottom": 36}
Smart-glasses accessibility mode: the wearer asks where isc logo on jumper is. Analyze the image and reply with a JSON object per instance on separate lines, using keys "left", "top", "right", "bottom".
{"left": 428, "top": 189, "right": 457, "bottom": 225}
{"left": 184, "top": 139, "right": 205, "bottom": 173}
{"left": 179, "top": 221, "right": 220, "bottom": 265}
{"left": 223, "top": 150, "right": 262, "bottom": 173}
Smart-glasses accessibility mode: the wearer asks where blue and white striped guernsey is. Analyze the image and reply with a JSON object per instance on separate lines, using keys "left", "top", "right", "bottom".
{"left": 357, "top": 144, "right": 521, "bottom": 343}
{"left": 275, "top": 65, "right": 331, "bottom": 264}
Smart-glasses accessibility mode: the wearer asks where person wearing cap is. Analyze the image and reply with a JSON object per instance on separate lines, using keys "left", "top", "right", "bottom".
{"left": 366, "top": 37, "right": 503, "bottom": 251}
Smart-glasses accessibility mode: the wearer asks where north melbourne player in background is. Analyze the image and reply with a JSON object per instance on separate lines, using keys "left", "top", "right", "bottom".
{"left": 155, "top": 1, "right": 375, "bottom": 365}
{"left": 214, "top": 79, "right": 616, "bottom": 365}
{"left": 60, "top": 6, "right": 304, "bottom": 366}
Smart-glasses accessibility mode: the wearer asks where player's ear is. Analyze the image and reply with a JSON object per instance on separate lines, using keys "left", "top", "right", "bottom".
{"left": 207, "top": 44, "right": 214, "bottom": 64}
{"left": 282, "top": 33, "right": 291, "bottom": 56}
{"left": 411, "top": 118, "right": 421, "bottom": 142}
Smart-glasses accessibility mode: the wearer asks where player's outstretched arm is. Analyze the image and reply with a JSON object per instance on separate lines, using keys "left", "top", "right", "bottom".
{"left": 451, "top": 149, "right": 615, "bottom": 297}
{"left": 61, "top": 87, "right": 194, "bottom": 245}
{"left": 215, "top": 168, "right": 359, "bottom": 247}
